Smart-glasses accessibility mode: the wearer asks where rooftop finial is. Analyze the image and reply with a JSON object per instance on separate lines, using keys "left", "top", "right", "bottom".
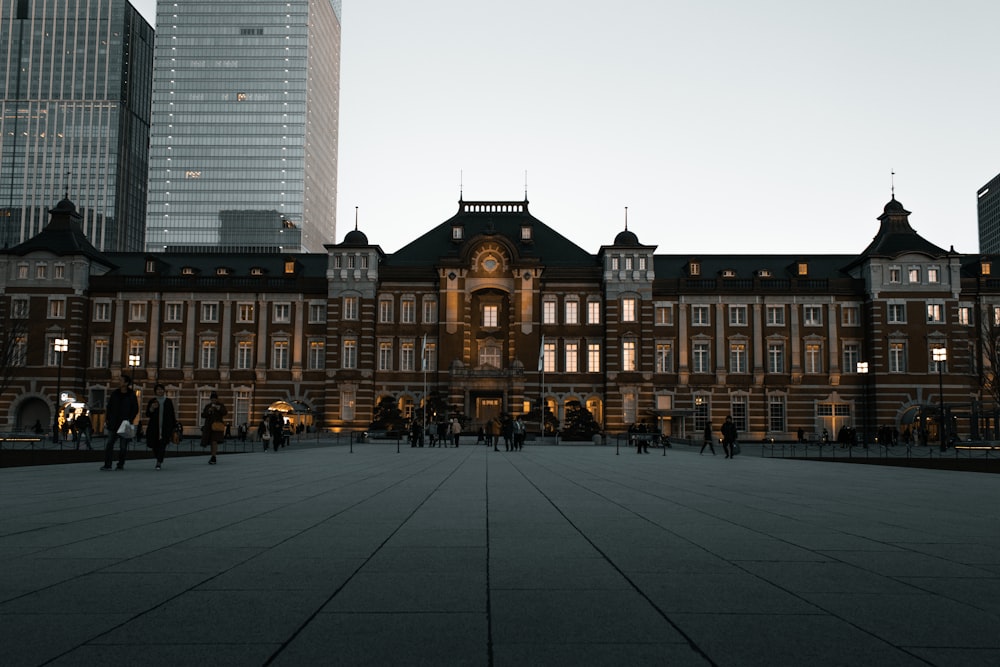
{"left": 624, "top": 206, "right": 629, "bottom": 231}
{"left": 64, "top": 171, "right": 71, "bottom": 200}
{"left": 459, "top": 170, "right": 463, "bottom": 201}
{"left": 524, "top": 170, "right": 528, "bottom": 200}
{"left": 354, "top": 206, "right": 358, "bottom": 232}
{"left": 891, "top": 169, "right": 895, "bottom": 198}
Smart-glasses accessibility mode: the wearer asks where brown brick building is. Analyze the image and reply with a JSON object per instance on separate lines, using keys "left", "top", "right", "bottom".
{"left": 2, "top": 195, "right": 998, "bottom": 443}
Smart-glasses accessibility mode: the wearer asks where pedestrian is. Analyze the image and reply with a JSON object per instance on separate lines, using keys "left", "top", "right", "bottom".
{"left": 200, "top": 391, "right": 227, "bottom": 464}
{"left": 513, "top": 416, "right": 526, "bottom": 451}
{"left": 489, "top": 417, "right": 501, "bottom": 451}
{"left": 450, "top": 417, "right": 462, "bottom": 447}
{"left": 437, "top": 419, "right": 448, "bottom": 447}
{"left": 101, "top": 374, "right": 139, "bottom": 471}
{"left": 259, "top": 416, "right": 271, "bottom": 450}
{"left": 721, "top": 415, "right": 738, "bottom": 459}
{"left": 76, "top": 411, "right": 94, "bottom": 450}
{"left": 700, "top": 422, "right": 716, "bottom": 455}
{"left": 145, "top": 383, "right": 177, "bottom": 471}
{"left": 502, "top": 415, "right": 514, "bottom": 451}
{"left": 268, "top": 411, "right": 284, "bottom": 450}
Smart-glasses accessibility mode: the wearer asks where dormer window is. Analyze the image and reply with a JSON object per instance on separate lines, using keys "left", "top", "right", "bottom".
{"left": 721, "top": 269, "right": 736, "bottom": 278}
{"left": 758, "top": 269, "right": 772, "bottom": 278}
{"left": 452, "top": 225, "right": 464, "bottom": 240}
{"left": 216, "top": 267, "right": 230, "bottom": 276}
{"left": 182, "top": 267, "right": 195, "bottom": 276}
{"left": 145, "top": 259, "right": 156, "bottom": 273}
{"left": 251, "top": 267, "right": 264, "bottom": 276}
{"left": 982, "top": 261, "right": 992, "bottom": 276}
{"left": 284, "top": 259, "right": 295, "bottom": 274}
{"left": 689, "top": 261, "right": 701, "bottom": 277}
{"left": 521, "top": 225, "right": 532, "bottom": 241}
{"left": 797, "top": 262, "right": 808, "bottom": 276}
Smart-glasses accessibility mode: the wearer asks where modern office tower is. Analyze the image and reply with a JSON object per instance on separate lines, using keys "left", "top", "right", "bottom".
{"left": 0, "top": 0, "right": 153, "bottom": 251}
{"left": 979, "top": 173, "right": 1000, "bottom": 254}
{"left": 145, "top": 0, "right": 341, "bottom": 253}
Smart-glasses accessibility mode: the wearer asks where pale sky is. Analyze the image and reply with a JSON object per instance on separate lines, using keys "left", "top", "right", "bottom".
{"left": 133, "top": 1, "right": 1000, "bottom": 255}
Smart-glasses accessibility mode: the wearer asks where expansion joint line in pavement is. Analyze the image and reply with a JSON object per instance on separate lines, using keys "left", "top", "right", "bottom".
{"left": 506, "top": 455, "right": 720, "bottom": 666}
{"left": 262, "top": 455, "right": 471, "bottom": 665}
{"left": 485, "top": 449, "right": 495, "bottom": 667}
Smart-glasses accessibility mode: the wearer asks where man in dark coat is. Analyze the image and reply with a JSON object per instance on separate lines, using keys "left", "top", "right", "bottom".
{"left": 145, "top": 383, "right": 178, "bottom": 470}
{"left": 101, "top": 374, "right": 139, "bottom": 470}
{"left": 721, "top": 415, "right": 738, "bottom": 459}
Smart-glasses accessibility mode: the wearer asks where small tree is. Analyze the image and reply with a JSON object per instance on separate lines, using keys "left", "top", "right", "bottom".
{"left": 369, "top": 396, "right": 407, "bottom": 433}
{"left": 561, "top": 400, "right": 600, "bottom": 440}
{"left": 0, "top": 315, "right": 28, "bottom": 402}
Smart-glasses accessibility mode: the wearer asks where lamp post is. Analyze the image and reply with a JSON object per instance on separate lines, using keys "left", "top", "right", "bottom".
{"left": 52, "top": 338, "right": 69, "bottom": 442}
{"left": 856, "top": 361, "right": 869, "bottom": 448}
{"left": 933, "top": 347, "right": 947, "bottom": 452}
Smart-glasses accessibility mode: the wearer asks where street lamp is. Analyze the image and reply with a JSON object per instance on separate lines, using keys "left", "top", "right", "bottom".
{"left": 128, "top": 354, "right": 141, "bottom": 371}
{"left": 53, "top": 338, "right": 68, "bottom": 442}
{"left": 933, "top": 347, "right": 947, "bottom": 452}
{"left": 857, "top": 361, "right": 869, "bottom": 448}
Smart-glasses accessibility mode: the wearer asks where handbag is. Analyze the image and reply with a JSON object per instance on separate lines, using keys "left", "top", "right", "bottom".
{"left": 211, "top": 421, "right": 226, "bottom": 434}
{"left": 117, "top": 421, "right": 136, "bottom": 439}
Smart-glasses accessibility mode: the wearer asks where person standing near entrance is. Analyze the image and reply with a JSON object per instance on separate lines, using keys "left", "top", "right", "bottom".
{"left": 721, "top": 415, "right": 738, "bottom": 459}
{"left": 101, "top": 374, "right": 139, "bottom": 471}
{"left": 200, "top": 391, "right": 227, "bottom": 464}
{"left": 145, "top": 383, "right": 177, "bottom": 470}
{"left": 701, "top": 422, "right": 716, "bottom": 455}
{"left": 450, "top": 417, "right": 462, "bottom": 447}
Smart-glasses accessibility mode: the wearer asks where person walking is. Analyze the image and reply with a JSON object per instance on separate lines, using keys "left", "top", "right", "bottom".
{"left": 450, "top": 417, "right": 462, "bottom": 447}
{"left": 145, "top": 383, "right": 177, "bottom": 471}
{"left": 200, "top": 391, "right": 227, "bottom": 464}
{"left": 75, "top": 411, "right": 94, "bottom": 450}
{"left": 268, "top": 411, "right": 285, "bottom": 450}
{"left": 513, "top": 416, "right": 526, "bottom": 451}
{"left": 721, "top": 415, "right": 738, "bottom": 459}
{"left": 700, "top": 422, "right": 716, "bottom": 455}
{"left": 101, "top": 374, "right": 139, "bottom": 471}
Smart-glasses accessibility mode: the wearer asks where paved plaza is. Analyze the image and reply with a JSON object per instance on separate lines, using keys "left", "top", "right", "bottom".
{"left": 1, "top": 440, "right": 998, "bottom": 666}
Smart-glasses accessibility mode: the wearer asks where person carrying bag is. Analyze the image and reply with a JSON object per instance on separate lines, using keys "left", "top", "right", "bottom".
{"left": 200, "top": 391, "right": 227, "bottom": 465}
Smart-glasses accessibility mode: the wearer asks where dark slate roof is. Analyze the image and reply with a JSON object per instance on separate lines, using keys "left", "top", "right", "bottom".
{"left": 653, "top": 254, "right": 857, "bottom": 280}
{"left": 100, "top": 251, "right": 328, "bottom": 278}
{"left": 385, "top": 200, "right": 598, "bottom": 268}
{"left": 3, "top": 198, "right": 115, "bottom": 268}
{"left": 852, "top": 198, "right": 948, "bottom": 262}
{"left": 341, "top": 229, "right": 369, "bottom": 246}
{"left": 613, "top": 229, "right": 641, "bottom": 246}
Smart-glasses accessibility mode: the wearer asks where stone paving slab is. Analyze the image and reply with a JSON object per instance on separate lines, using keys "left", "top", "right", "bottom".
{"left": 1, "top": 442, "right": 998, "bottom": 666}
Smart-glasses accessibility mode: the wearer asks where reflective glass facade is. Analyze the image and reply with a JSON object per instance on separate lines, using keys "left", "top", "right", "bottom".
{"left": 0, "top": 0, "right": 153, "bottom": 251}
{"left": 146, "top": 1, "right": 341, "bottom": 253}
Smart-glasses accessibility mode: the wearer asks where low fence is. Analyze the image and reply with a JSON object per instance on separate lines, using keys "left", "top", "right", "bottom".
{"left": 759, "top": 440, "right": 1000, "bottom": 472}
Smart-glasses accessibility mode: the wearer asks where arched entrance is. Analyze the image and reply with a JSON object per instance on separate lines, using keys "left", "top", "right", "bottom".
{"left": 265, "top": 400, "right": 314, "bottom": 431}
{"left": 17, "top": 397, "right": 50, "bottom": 434}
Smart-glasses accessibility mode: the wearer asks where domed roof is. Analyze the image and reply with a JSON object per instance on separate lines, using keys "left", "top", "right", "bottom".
{"left": 341, "top": 229, "right": 369, "bottom": 246}
{"left": 614, "top": 229, "right": 640, "bottom": 246}
{"left": 883, "top": 197, "right": 907, "bottom": 214}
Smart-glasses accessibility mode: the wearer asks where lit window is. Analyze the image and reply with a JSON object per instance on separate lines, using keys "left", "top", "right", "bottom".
{"left": 656, "top": 343, "right": 673, "bottom": 373}
{"left": 272, "top": 340, "right": 289, "bottom": 369}
{"left": 730, "top": 343, "right": 747, "bottom": 373}
{"left": 655, "top": 305, "right": 673, "bottom": 326}
{"left": 805, "top": 343, "right": 822, "bottom": 374}
{"left": 621, "top": 297, "right": 637, "bottom": 322}
{"left": 542, "top": 299, "right": 557, "bottom": 324}
{"left": 401, "top": 298, "right": 416, "bottom": 324}
{"left": 564, "top": 342, "right": 578, "bottom": 373}
{"left": 379, "top": 342, "right": 393, "bottom": 371}
{"left": 889, "top": 341, "right": 907, "bottom": 373}
{"left": 908, "top": 267, "right": 921, "bottom": 283}
{"left": 927, "top": 267, "right": 940, "bottom": 283}
{"left": 565, "top": 300, "right": 579, "bottom": 325}
{"left": 49, "top": 299, "right": 66, "bottom": 319}
{"left": 927, "top": 303, "right": 943, "bottom": 323}
{"left": 93, "top": 339, "right": 109, "bottom": 368}
{"left": 587, "top": 300, "right": 601, "bottom": 324}
{"left": 957, "top": 306, "right": 971, "bottom": 325}
{"left": 379, "top": 299, "right": 393, "bottom": 323}
{"left": 343, "top": 296, "right": 358, "bottom": 320}
{"left": 483, "top": 305, "right": 499, "bottom": 328}
{"left": 423, "top": 299, "right": 437, "bottom": 323}
{"left": 310, "top": 341, "right": 326, "bottom": 369}
{"left": 587, "top": 343, "right": 601, "bottom": 373}
{"left": 236, "top": 341, "right": 253, "bottom": 370}
{"left": 400, "top": 341, "right": 415, "bottom": 371}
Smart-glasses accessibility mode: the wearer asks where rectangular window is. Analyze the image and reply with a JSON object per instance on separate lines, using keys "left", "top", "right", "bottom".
{"left": 693, "top": 342, "right": 710, "bottom": 373}
{"left": 273, "top": 303, "right": 291, "bottom": 324}
{"left": 128, "top": 339, "right": 145, "bottom": 367}
{"left": 889, "top": 341, "right": 907, "bottom": 373}
{"left": 656, "top": 343, "right": 673, "bottom": 373}
{"left": 54, "top": 264, "right": 65, "bottom": 279}
{"left": 201, "top": 302, "right": 219, "bottom": 323}
{"left": 401, "top": 298, "right": 416, "bottom": 324}
{"left": 621, "top": 297, "right": 637, "bottom": 322}
{"left": 889, "top": 267, "right": 901, "bottom": 283}
{"left": 12, "top": 336, "right": 27, "bottom": 367}
{"left": 201, "top": 340, "right": 218, "bottom": 369}
{"left": 564, "top": 342, "right": 578, "bottom": 373}
{"left": 11, "top": 297, "right": 29, "bottom": 319}
{"left": 49, "top": 299, "right": 66, "bottom": 319}
{"left": 360, "top": 255, "right": 369, "bottom": 269}
{"left": 927, "top": 303, "right": 943, "bottom": 323}
{"left": 803, "top": 305, "right": 822, "bottom": 326}
{"left": 587, "top": 343, "right": 601, "bottom": 373}
{"left": 731, "top": 395, "right": 748, "bottom": 431}
{"left": 692, "top": 305, "right": 709, "bottom": 326}
{"left": 237, "top": 303, "right": 255, "bottom": 323}
{"left": 423, "top": 342, "right": 436, "bottom": 370}
{"left": 341, "top": 389, "right": 356, "bottom": 421}
{"left": 164, "top": 339, "right": 181, "bottom": 369}
{"left": 888, "top": 303, "right": 906, "bottom": 324}
{"left": 164, "top": 302, "right": 183, "bottom": 323}
{"left": 805, "top": 343, "right": 822, "bottom": 374}
{"left": 543, "top": 300, "right": 557, "bottom": 324}
{"left": 343, "top": 296, "right": 358, "bottom": 320}
{"left": 766, "top": 305, "right": 785, "bottom": 326}
{"left": 236, "top": 341, "right": 253, "bottom": 370}
{"left": 309, "top": 341, "right": 325, "bottom": 370}
{"left": 95, "top": 301, "right": 114, "bottom": 321}
{"left": 401, "top": 342, "right": 415, "bottom": 371}
{"left": 729, "top": 305, "right": 748, "bottom": 326}
{"left": 379, "top": 299, "right": 393, "bottom": 323}
{"left": 958, "top": 306, "right": 971, "bottom": 326}
{"left": 35, "top": 263, "right": 47, "bottom": 279}
{"left": 129, "top": 302, "right": 147, "bottom": 322}
{"left": 625, "top": 256, "right": 633, "bottom": 270}
{"left": 768, "top": 395, "right": 786, "bottom": 433}
{"left": 423, "top": 299, "right": 437, "bottom": 324}
{"left": 611, "top": 257, "right": 620, "bottom": 271}
{"left": 693, "top": 396, "right": 710, "bottom": 431}
{"left": 17, "top": 264, "right": 28, "bottom": 279}
{"left": 565, "top": 301, "right": 579, "bottom": 325}
{"left": 928, "top": 267, "right": 940, "bottom": 283}
{"left": 730, "top": 343, "right": 747, "bottom": 373}
{"left": 483, "top": 305, "right": 499, "bottom": 328}
{"left": 272, "top": 340, "right": 289, "bottom": 370}
{"left": 93, "top": 339, "right": 109, "bottom": 368}
{"left": 908, "top": 267, "right": 921, "bottom": 283}
{"left": 343, "top": 340, "right": 358, "bottom": 369}
{"left": 842, "top": 306, "right": 860, "bottom": 326}
{"left": 543, "top": 342, "right": 556, "bottom": 373}
{"left": 655, "top": 305, "right": 673, "bottom": 326}
{"left": 622, "top": 340, "right": 637, "bottom": 371}
{"left": 768, "top": 342, "right": 784, "bottom": 374}
{"left": 843, "top": 342, "right": 860, "bottom": 373}
{"left": 379, "top": 342, "right": 393, "bottom": 371}
{"left": 587, "top": 301, "right": 601, "bottom": 324}
{"left": 622, "top": 391, "right": 636, "bottom": 425}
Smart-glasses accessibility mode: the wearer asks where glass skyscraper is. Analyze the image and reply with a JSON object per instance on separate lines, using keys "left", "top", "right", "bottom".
{"left": 145, "top": 0, "right": 341, "bottom": 253}
{"left": 0, "top": 0, "right": 153, "bottom": 251}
